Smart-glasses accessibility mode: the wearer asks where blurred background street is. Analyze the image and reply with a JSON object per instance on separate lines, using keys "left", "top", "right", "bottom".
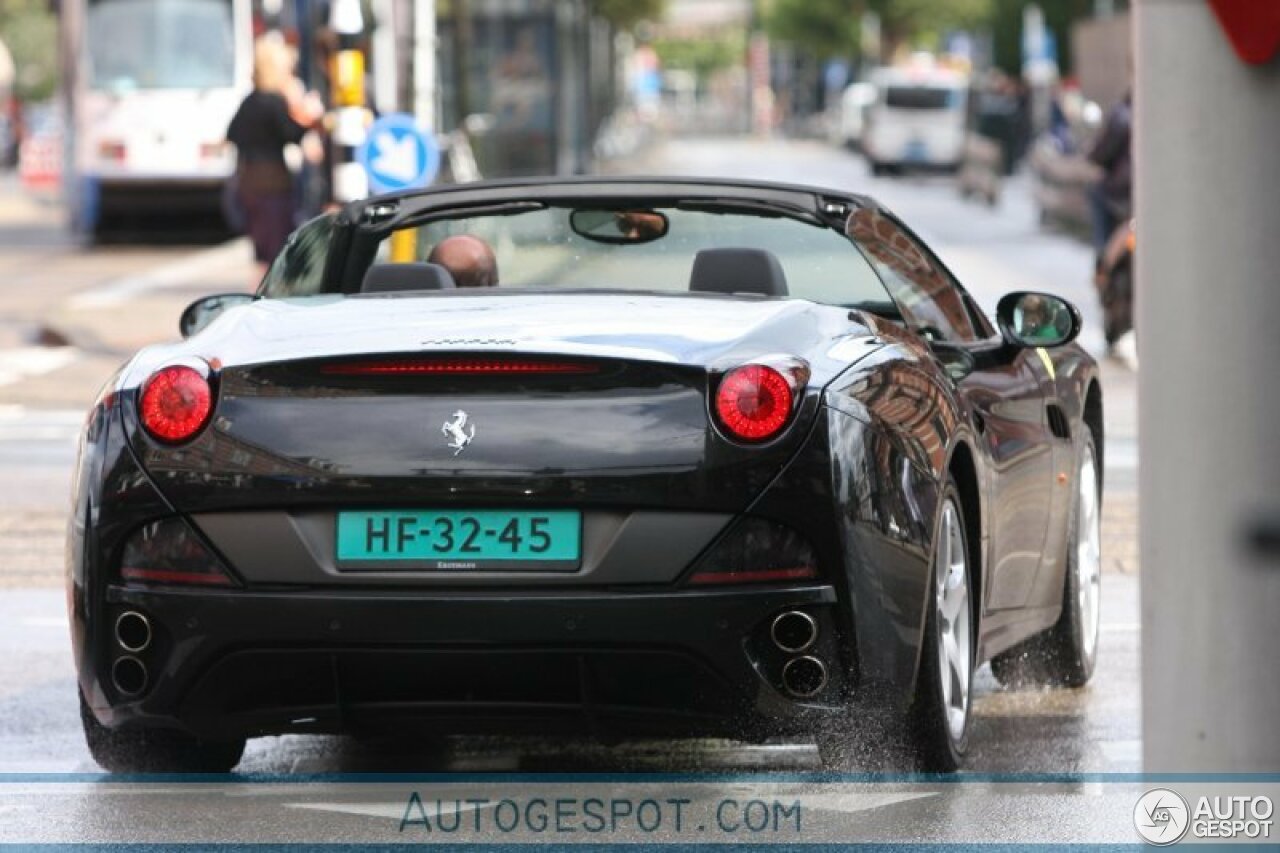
{"left": 0, "top": 0, "right": 1149, "bottom": 823}
{"left": 0, "top": 130, "right": 1139, "bottom": 777}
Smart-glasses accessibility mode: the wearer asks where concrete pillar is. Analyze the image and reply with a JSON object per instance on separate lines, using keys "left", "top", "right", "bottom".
{"left": 1136, "top": 0, "right": 1280, "bottom": 771}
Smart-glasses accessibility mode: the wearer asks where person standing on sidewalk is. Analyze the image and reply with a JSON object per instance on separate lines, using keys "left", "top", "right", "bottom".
{"left": 227, "top": 37, "right": 325, "bottom": 282}
{"left": 1086, "top": 90, "right": 1133, "bottom": 272}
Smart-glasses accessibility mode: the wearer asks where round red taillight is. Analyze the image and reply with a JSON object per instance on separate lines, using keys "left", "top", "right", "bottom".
{"left": 139, "top": 365, "right": 213, "bottom": 444}
{"left": 715, "top": 364, "right": 795, "bottom": 442}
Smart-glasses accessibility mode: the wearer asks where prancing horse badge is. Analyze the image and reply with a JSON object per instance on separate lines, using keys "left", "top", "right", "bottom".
{"left": 442, "top": 410, "right": 476, "bottom": 455}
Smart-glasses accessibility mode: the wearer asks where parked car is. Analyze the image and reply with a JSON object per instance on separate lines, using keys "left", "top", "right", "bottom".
{"left": 834, "top": 81, "right": 876, "bottom": 150}
{"left": 863, "top": 63, "right": 969, "bottom": 174}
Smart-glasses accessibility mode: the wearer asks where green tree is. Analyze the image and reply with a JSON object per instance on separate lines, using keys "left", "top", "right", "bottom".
{"left": 0, "top": 0, "right": 58, "bottom": 101}
{"left": 762, "top": 0, "right": 994, "bottom": 62}
{"left": 764, "top": 0, "right": 861, "bottom": 62}
{"left": 591, "top": 0, "right": 667, "bottom": 32}
{"left": 653, "top": 33, "right": 744, "bottom": 79}
{"left": 868, "top": 0, "right": 992, "bottom": 58}
{"left": 989, "top": 0, "right": 1099, "bottom": 77}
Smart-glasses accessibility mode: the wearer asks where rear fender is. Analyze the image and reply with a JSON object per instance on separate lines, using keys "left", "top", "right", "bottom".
{"left": 818, "top": 341, "right": 972, "bottom": 707}
{"left": 744, "top": 403, "right": 941, "bottom": 711}
{"left": 71, "top": 395, "right": 180, "bottom": 719}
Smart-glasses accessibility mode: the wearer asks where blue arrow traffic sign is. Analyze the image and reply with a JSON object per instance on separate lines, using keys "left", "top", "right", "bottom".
{"left": 357, "top": 113, "right": 440, "bottom": 195}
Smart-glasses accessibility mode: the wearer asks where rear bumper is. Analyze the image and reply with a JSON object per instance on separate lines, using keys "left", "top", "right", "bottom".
{"left": 95, "top": 177, "right": 226, "bottom": 214}
{"left": 863, "top": 134, "right": 963, "bottom": 170}
{"left": 86, "top": 583, "right": 849, "bottom": 741}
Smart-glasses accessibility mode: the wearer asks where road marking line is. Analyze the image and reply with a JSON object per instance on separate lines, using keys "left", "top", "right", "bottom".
{"left": 0, "top": 406, "right": 85, "bottom": 422}
{"left": 794, "top": 791, "right": 939, "bottom": 813}
{"left": 0, "top": 428, "right": 79, "bottom": 442}
{"left": 0, "top": 406, "right": 85, "bottom": 443}
{"left": 68, "top": 239, "right": 249, "bottom": 309}
{"left": 20, "top": 616, "right": 68, "bottom": 629}
{"left": 286, "top": 799, "right": 489, "bottom": 820}
{"left": 0, "top": 348, "right": 77, "bottom": 388}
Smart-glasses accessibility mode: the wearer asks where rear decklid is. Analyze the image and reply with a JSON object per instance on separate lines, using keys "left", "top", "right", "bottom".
{"left": 121, "top": 292, "right": 875, "bottom": 518}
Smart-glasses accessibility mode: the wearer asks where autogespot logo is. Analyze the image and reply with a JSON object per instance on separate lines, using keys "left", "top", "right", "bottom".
{"left": 1135, "top": 788, "right": 1191, "bottom": 846}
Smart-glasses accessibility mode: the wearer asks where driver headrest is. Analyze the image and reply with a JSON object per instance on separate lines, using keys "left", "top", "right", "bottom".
{"left": 688, "top": 248, "right": 789, "bottom": 297}
{"left": 361, "top": 262, "right": 456, "bottom": 294}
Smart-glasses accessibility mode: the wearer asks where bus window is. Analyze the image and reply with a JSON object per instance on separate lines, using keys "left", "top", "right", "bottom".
{"left": 87, "top": 0, "right": 235, "bottom": 91}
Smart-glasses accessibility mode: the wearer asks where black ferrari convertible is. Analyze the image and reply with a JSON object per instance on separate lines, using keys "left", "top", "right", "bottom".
{"left": 69, "top": 177, "right": 1103, "bottom": 772}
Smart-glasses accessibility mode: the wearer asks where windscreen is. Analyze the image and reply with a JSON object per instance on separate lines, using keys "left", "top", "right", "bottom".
{"left": 883, "top": 86, "right": 961, "bottom": 111}
{"left": 87, "top": 0, "right": 236, "bottom": 90}
{"left": 369, "top": 206, "right": 892, "bottom": 308}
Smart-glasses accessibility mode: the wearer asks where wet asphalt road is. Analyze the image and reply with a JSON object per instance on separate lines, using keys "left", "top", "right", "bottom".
{"left": 0, "top": 138, "right": 1143, "bottom": 842}
{"left": 0, "top": 577, "right": 1140, "bottom": 773}
{"left": 0, "top": 567, "right": 1140, "bottom": 843}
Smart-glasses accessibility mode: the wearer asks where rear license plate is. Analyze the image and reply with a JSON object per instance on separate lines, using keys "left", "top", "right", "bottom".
{"left": 905, "top": 139, "right": 928, "bottom": 161}
{"left": 336, "top": 510, "right": 581, "bottom": 570}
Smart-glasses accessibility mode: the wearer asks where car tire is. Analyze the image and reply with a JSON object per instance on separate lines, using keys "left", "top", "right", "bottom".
{"left": 815, "top": 483, "right": 974, "bottom": 773}
{"left": 907, "top": 479, "right": 974, "bottom": 772}
{"left": 79, "top": 692, "right": 245, "bottom": 773}
{"left": 990, "top": 431, "right": 1102, "bottom": 689}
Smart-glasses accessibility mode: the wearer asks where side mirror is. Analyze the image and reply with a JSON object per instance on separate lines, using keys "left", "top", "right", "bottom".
{"left": 996, "top": 291, "right": 1081, "bottom": 349}
{"left": 179, "top": 293, "right": 254, "bottom": 338}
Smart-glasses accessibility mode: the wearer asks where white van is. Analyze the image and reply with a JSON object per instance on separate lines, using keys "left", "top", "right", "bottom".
{"left": 862, "top": 65, "right": 969, "bottom": 174}
{"left": 833, "top": 81, "right": 876, "bottom": 150}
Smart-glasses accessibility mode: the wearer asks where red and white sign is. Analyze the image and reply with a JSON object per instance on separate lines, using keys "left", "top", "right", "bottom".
{"left": 1207, "top": 0, "right": 1280, "bottom": 65}
{"left": 18, "top": 133, "right": 61, "bottom": 194}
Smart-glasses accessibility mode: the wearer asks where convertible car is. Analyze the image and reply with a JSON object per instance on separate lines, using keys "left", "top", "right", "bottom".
{"left": 69, "top": 177, "right": 1103, "bottom": 772}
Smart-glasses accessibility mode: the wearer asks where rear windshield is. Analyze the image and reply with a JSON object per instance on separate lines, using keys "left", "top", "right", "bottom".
{"left": 883, "top": 86, "right": 961, "bottom": 111}
{"left": 370, "top": 205, "right": 892, "bottom": 308}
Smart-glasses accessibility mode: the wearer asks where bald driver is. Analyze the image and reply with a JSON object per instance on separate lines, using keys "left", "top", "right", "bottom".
{"left": 427, "top": 235, "right": 499, "bottom": 289}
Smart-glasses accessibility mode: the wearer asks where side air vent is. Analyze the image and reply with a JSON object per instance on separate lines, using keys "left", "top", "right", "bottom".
{"left": 1046, "top": 404, "right": 1071, "bottom": 440}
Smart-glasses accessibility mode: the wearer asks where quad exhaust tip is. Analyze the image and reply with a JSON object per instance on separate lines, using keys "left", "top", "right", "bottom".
{"left": 781, "top": 656, "right": 828, "bottom": 698}
{"left": 771, "top": 610, "right": 818, "bottom": 653}
{"left": 111, "top": 656, "right": 148, "bottom": 697}
{"left": 114, "top": 611, "right": 152, "bottom": 653}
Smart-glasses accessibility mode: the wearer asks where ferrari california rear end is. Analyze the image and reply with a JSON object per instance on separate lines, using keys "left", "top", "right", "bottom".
{"left": 69, "top": 177, "right": 1102, "bottom": 773}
